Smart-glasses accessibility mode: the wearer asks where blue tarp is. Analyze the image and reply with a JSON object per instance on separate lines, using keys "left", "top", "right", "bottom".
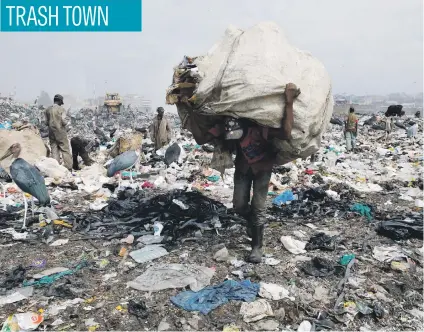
{"left": 171, "top": 279, "right": 259, "bottom": 314}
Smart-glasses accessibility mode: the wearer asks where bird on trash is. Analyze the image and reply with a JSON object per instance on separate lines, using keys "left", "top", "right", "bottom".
{"left": 0, "top": 143, "right": 51, "bottom": 229}
{"left": 106, "top": 150, "right": 140, "bottom": 187}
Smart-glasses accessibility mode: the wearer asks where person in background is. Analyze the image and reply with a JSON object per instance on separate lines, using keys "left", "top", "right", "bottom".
{"left": 149, "top": 107, "right": 172, "bottom": 150}
{"left": 186, "top": 83, "right": 300, "bottom": 263}
{"left": 45, "top": 94, "right": 73, "bottom": 170}
{"left": 344, "top": 107, "right": 358, "bottom": 152}
{"left": 70, "top": 137, "right": 99, "bottom": 170}
{"left": 384, "top": 116, "right": 394, "bottom": 142}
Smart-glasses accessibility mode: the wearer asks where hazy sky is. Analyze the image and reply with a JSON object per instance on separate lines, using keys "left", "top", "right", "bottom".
{"left": 0, "top": 0, "right": 422, "bottom": 108}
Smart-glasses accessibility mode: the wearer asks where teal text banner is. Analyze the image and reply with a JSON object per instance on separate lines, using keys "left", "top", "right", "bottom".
{"left": 1, "top": 0, "right": 142, "bottom": 32}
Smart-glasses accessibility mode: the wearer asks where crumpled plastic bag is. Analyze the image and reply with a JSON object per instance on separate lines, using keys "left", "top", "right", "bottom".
{"left": 377, "top": 219, "right": 423, "bottom": 240}
{"left": 240, "top": 299, "right": 273, "bottom": 323}
{"left": 280, "top": 236, "right": 307, "bottom": 255}
{"left": 127, "top": 264, "right": 215, "bottom": 292}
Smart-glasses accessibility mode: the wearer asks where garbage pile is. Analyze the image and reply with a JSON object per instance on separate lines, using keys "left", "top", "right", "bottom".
{"left": 67, "top": 188, "right": 237, "bottom": 242}
{"left": 0, "top": 31, "right": 423, "bottom": 332}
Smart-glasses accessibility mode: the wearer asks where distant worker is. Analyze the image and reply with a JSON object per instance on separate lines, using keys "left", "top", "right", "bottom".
{"left": 384, "top": 116, "right": 394, "bottom": 142}
{"left": 149, "top": 107, "right": 172, "bottom": 150}
{"left": 70, "top": 137, "right": 98, "bottom": 170}
{"left": 344, "top": 107, "right": 358, "bottom": 152}
{"left": 45, "top": 94, "right": 73, "bottom": 170}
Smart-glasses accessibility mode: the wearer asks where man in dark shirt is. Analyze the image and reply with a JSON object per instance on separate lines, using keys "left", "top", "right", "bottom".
{"left": 187, "top": 83, "right": 300, "bottom": 263}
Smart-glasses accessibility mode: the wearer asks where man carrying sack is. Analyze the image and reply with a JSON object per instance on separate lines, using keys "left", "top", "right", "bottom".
{"left": 186, "top": 83, "right": 300, "bottom": 263}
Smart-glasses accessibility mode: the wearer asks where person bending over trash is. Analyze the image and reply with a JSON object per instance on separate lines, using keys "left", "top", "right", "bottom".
{"left": 71, "top": 136, "right": 99, "bottom": 170}
{"left": 149, "top": 107, "right": 172, "bottom": 150}
{"left": 45, "top": 94, "right": 73, "bottom": 170}
{"left": 187, "top": 83, "right": 300, "bottom": 264}
{"left": 344, "top": 107, "right": 358, "bottom": 152}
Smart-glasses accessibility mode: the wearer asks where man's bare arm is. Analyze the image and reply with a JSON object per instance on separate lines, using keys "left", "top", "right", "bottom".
{"left": 269, "top": 83, "right": 300, "bottom": 140}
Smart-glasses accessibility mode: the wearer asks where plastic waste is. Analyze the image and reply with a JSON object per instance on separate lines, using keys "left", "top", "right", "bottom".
{"left": 153, "top": 222, "right": 164, "bottom": 236}
{"left": 240, "top": 299, "right": 273, "bottom": 323}
{"left": 0, "top": 228, "right": 28, "bottom": 241}
{"left": 207, "top": 175, "right": 220, "bottom": 182}
{"left": 49, "top": 239, "right": 69, "bottom": 247}
{"left": 120, "top": 234, "right": 135, "bottom": 244}
{"left": 264, "top": 258, "right": 281, "bottom": 266}
{"left": 129, "top": 245, "right": 168, "bottom": 264}
{"left": 0, "top": 287, "right": 33, "bottom": 307}
{"left": 1, "top": 312, "right": 43, "bottom": 332}
{"left": 171, "top": 279, "right": 259, "bottom": 315}
{"left": 377, "top": 219, "right": 423, "bottom": 240}
{"left": 259, "top": 282, "right": 292, "bottom": 301}
{"left": 415, "top": 199, "right": 424, "bottom": 208}
{"left": 280, "top": 236, "right": 307, "bottom": 255}
{"left": 127, "top": 264, "right": 215, "bottom": 292}
{"left": 23, "top": 262, "right": 87, "bottom": 287}
{"left": 214, "top": 247, "right": 229, "bottom": 262}
{"left": 0, "top": 266, "right": 26, "bottom": 290}
{"left": 297, "top": 320, "right": 312, "bottom": 332}
{"left": 273, "top": 190, "right": 295, "bottom": 206}
{"left": 351, "top": 203, "right": 373, "bottom": 221}
{"left": 372, "top": 245, "right": 407, "bottom": 263}
{"left": 325, "top": 190, "right": 339, "bottom": 200}
{"left": 305, "top": 233, "right": 336, "bottom": 251}
{"left": 301, "top": 257, "right": 335, "bottom": 277}
{"left": 128, "top": 300, "right": 148, "bottom": 319}
{"left": 340, "top": 254, "right": 356, "bottom": 266}
{"left": 33, "top": 267, "right": 70, "bottom": 279}
{"left": 138, "top": 235, "right": 164, "bottom": 245}
{"left": 252, "top": 320, "right": 280, "bottom": 331}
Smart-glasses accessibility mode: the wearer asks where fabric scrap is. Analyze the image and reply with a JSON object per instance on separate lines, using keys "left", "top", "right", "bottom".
{"left": 171, "top": 279, "right": 259, "bottom": 314}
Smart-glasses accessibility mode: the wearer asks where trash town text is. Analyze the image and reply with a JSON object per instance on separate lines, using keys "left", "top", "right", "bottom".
{"left": 5, "top": 6, "right": 109, "bottom": 27}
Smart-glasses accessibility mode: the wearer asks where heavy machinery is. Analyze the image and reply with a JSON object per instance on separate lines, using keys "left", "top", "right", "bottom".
{"left": 103, "top": 93, "right": 123, "bottom": 114}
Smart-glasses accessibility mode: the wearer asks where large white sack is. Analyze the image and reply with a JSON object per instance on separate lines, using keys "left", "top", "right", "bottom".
{"left": 35, "top": 157, "right": 70, "bottom": 179}
{"left": 0, "top": 129, "right": 47, "bottom": 173}
{"left": 192, "top": 22, "right": 334, "bottom": 164}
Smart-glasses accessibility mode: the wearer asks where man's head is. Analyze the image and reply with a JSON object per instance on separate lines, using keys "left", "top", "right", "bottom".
{"left": 157, "top": 107, "right": 165, "bottom": 119}
{"left": 54, "top": 94, "right": 64, "bottom": 106}
{"left": 349, "top": 107, "right": 355, "bottom": 113}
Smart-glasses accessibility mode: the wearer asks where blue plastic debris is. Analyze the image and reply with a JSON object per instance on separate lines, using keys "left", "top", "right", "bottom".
{"left": 351, "top": 203, "right": 373, "bottom": 221}
{"left": 171, "top": 279, "right": 259, "bottom": 314}
{"left": 273, "top": 190, "right": 295, "bottom": 206}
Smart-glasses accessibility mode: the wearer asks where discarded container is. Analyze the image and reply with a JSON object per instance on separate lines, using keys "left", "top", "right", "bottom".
{"left": 153, "top": 222, "right": 164, "bottom": 236}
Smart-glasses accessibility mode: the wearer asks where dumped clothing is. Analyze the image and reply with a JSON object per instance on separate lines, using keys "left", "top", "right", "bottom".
{"left": 127, "top": 264, "right": 215, "bottom": 292}
{"left": 171, "top": 279, "right": 259, "bottom": 314}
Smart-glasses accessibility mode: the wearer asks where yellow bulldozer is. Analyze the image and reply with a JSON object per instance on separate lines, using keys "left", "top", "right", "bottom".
{"left": 103, "top": 93, "right": 123, "bottom": 113}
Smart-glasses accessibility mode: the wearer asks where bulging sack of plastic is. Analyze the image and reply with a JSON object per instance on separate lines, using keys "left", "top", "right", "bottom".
{"left": 192, "top": 22, "right": 334, "bottom": 164}
{"left": 35, "top": 157, "right": 70, "bottom": 180}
